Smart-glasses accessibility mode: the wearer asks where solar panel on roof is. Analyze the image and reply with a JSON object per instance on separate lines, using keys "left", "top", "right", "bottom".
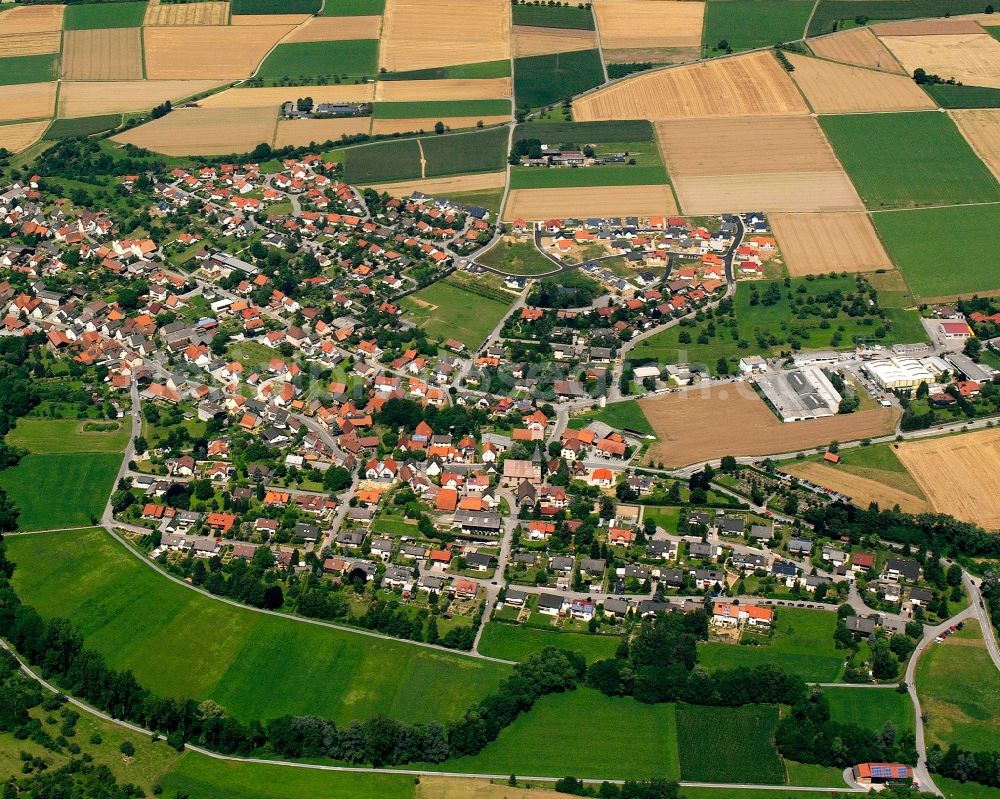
{"left": 872, "top": 767, "right": 892, "bottom": 777}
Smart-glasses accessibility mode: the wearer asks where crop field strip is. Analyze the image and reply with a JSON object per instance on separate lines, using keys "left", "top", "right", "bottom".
{"left": 769, "top": 212, "right": 892, "bottom": 276}
{"left": 782, "top": 460, "right": 930, "bottom": 515}
{"left": 144, "top": 24, "right": 297, "bottom": 80}
{"left": 504, "top": 185, "right": 679, "bottom": 221}
{"left": 57, "top": 79, "right": 227, "bottom": 118}
{"left": 0, "top": 31, "right": 61, "bottom": 57}
{"left": 880, "top": 31, "right": 1000, "bottom": 90}
{"left": 230, "top": 13, "right": 312, "bottom": 26}
{"left": 375, "top": 78, "right": 512, "bottom": 101}
{"left": 371, "top": 116, "right": 508, "bottom": 135}
{"left": 593, "top": 0, "right": 704, "bottom": 50}
{"left": 274, "top": 117, "right": 372, "bottom": 147}
{"left": 113, "top": 106, "right": 278, "bottom": 156}
{"left": 284, "top": 15, "right": 382, "bottom": 41}
{"left": 807, "top": 27, "right": 905, "bottom": 73}
{"left": 949, "top": 109, "right": 1000, "bottom": 181}
{"left": 0, "top": 81, "right": 57, "bottom": 123}
{"left": 512, "top": 25, "right": 597, "bottom": 58}
{"left": 363, "top": 171, "right": 506, "bottom": 196}
{"left": 0, "top": 4, "right": 65, "bottom": 35}
{"left": 201, "top": 84, "right": 375, "bottom": 107}
{"left": 0, "top": 119, "right": 49, "bottom": 152}
{"left": 61, "top": 28, "right": 143, "bottom": 81}
{"left": 806, "top": 0, "right": 989, "bottom": 37}
{"left": 143, "top": 0, "right": 230, "bottom": 26}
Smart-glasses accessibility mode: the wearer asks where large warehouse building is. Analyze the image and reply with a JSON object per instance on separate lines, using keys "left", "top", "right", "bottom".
{"left": 755, "top": 367, "right": 843, "bottom": 422}
{"left": 862, "top": 357, "right": 950, "bottom": 391}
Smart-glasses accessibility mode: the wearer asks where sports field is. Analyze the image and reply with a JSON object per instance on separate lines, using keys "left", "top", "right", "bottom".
{"left": 6, "top": 528, "right": 510, "bottom": 725}
{"left": 477, "top": 622, "right": 621, "bottom": 663}
{"left": 823, "top": 686, "right": 914, "bottom": 732}
{"left": 677, "top": 703, "right": 784, "bottom": 784}
{"left": 703, "top": 0, "right": 814, "bottom": 53}
{"left": 820, "top": 112, "right": 1000, "bottom": 209}
{"left": 699, "top": 608, "right": 844, "bottom": 682}
{"left": 400, "top": 279, "right": 513, "bottom": 349}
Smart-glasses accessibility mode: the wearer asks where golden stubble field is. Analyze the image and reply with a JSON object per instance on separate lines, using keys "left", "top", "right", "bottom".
{"left": 769, "top": 212, "right": 892, "bottom": 275}
{"left": 285, "top": 16, "right": 381, "bottom": 41}
{"left": 880, "top": 32, "right": 1000, "bottom": 88}
{"left": 0, "top": 4, "right": 65, "bottom": 34}
{"left": 379, "top": 0, "right": 510, "bottom": 71}
{"left": 274, "top": 117, "right": 371, "bottom": 147}
{"left": 113, "top": 106, "right": 278, "bottom": 156}
{"left": 593, "top": 0, "right": 704, "bottom": 49}
{"left": 573, "top": 51, "right": 808, "bottom": 120}
{"left": 200, "top": 84, "right": 375, "bottom": 107}
{"left": 375, "top": 77, "right": 512, "bottom": 101}
{"left": 807, "top": 27, "right": 904, "bottom": 72}
{"left": 0, "top": 82, "right": 56, "bottom": 122}
{"left": 950, "top": 109, "right": 1000, "bottom": 182}
{"left": 783, "top": 460, "right": 930, "bottom": 514}
{"left": 0, "top": 119, "right": 50, "bottom": 153}
{"left": 0, "top": 31, "right": 60, "bottom": 56}
{"left": 371, "top": 115, "right": 508, "bottom": 135}
{"left": 896, "top": 428, "right": 1000, "bottom": 529}
{"left": 504, "top": 185, "right": 678, "bottom": 221}
{"left": 144, "top": 25, "right": 296, "bottom": 80}
{"left": 365, "top": 170, "right": 505, "bottom": 194}
{"left": 144, "top": 0, "right": 230, "bottom": 25}
{"left": 640, "top": 385, "right": 899, "bottom": 467}
{"left": 58, "top": 79, "right": 226, "bottom": 118}
{"left": 512, "top": 25, "right": 596, "bottom": 57}
{"left": 62, "top": 28, "right": 143, "bottom": 80}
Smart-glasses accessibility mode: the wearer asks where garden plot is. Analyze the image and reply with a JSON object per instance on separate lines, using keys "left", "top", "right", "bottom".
{"left": 807, "top": 26, "right": 904, "bottom": 72}
{"left": 769, "top": 212, "right": 892, "bottom": 276}
{"left": 113, "top": 106, "right": 278, "bottom": 155}
{"left": 58, "top": 79, "right": 225, "bottom": 118}
{"left": 62, "top": 28, "right": 143, "bottom": 80}
{"left": 512, "top": 26, "right": 596, "bottom": 58}
{"left": 144, "top": 24, "right": 296, "bottom": 79}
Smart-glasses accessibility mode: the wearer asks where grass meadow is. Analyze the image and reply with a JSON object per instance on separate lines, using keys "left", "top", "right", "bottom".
{"left": 421, "top": 126, "right": 509, "bottom": 177}
{"left": 6, "top": 417, "right": 131, "bottom": 454}
{"left": 699, "top": 608, "right": 844, "bottom": 682}
{"left": 400, "top": 279, "right": 513, "bottom": 349}
{"left": 571, "top": 400, "right": 655, "bottom": 436}
{"left": 514, "top": 49, "right": 604, "bottom": 109}
{"left": 321, "top": 0, "right": 385, "bottom": 14}
{"left": 257, "top": 40, "right": 379, "bottom": 82}
{"left": 0, "top": 454, "right": 120, "bottom": 530}
{"left": 44, "top": 114, "right": 122, "bottom": 139}
{"left": 478, "top": 239, "right": 556, "bottom": 275}
{"left": 63, "top": 1, "right": 148, "bottom": 29}
{"left": 804, "top": 442, "right": 926, "bottom": 501}
{"left": 704, "top": 0, "right": 815, "bottom": 53}
{"left": 0, "top": 53, "right": 59, "bottom": 85}
{"left": 511, "top": 3, "right": 595, "bottom": 29}
{"left": 823, "top": 686, "right": 913, "bottom": 732}
{"left": 820, "top": 112, "right": 1000, "bottom": 209}
{"left": 7, "top": 528, "right": 510, "bottom": 725}
{"left": 677, "top": 703, "right": 784, "bottom": 784}
{"left": 343, "top": 138, "right": 422, "bottom": 183}
{"left": 477, "top": 622, "right": 622, "bottom": 663}
{"left": 935, "top": 776, "right": 1000, "bottom": 799}
{"left": 872, "top": 205, "right": 1000, "bottom": 299}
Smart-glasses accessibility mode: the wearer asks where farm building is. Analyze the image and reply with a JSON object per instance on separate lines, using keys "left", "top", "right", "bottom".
{"left": 852, "top": 763, "right": 913, "bottom": 786}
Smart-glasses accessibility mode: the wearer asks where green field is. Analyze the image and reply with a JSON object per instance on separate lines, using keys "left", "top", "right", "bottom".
{"left": 44, "top": 114, "right": 122, "bottom": 139}
{"left": 803, "top": 443, "right": 927, "bottom": 501}
{"left": 872, "top": 205, "right": 1000, "bottom": 299}
{"left": 704, "top": 0, "right": 815, "bottom": 53}
{"left": 677, "top": 703, "right": 785, "bottom": 784}
{"left": 0, "top": 53, "right": 58, "bottom": 85}
{"left": 514, "top": 49, "right": 605, "bottom": 109}
{"left": 478, "top": 622, "right": 621, "bottom": 663}
{"left": 372, "top": 100, "right": 511, "bottom": 119}
{"left": 343, "top": 138, "right": 422, "bottom": 183}
{"left": 511, "top": 3, "right": 595, "bottom": 29}
{"left": 572, "top": 400, "right": 655, "bottom": 436}
{"left": 0, "top": 453, "right": 121, "bottom": 530}
{"left": 400, "top": 279, "right": 514, "bottom": 349}
{"left": 7, "top": 528, "right": 510, "bottom": 725}
{"left": 515, "top": 120, "right": 655, "bottom": 143}
{"left": 511, "top": 165, "right": 668, "bottom": 189}
{"left": 381, "top": 60, "right": 512, "bottom": 81}
{"left": 421, "top": 126, "right": 509, "bottom": 177}
{"left": 819, "top": 112, "right": 1000, "bottom": 209}
{"left": 478, "top": 239, "right": 556, "bottom": 275}
{"left": 321, "top": 0, "right": 384, "bottom": 14}
{"left": 160, "top": 753, "right": 415, "bottom": 799}
{"left": 916, "top": 621, "right": 1000, "bottom": 752}
{"left": 784, "top": 760, "right": 850, "bottom": 787}
{"left": 426, "top": 688, "right": 680, "bottom": 780}
{"left": 807, "top": 0, "right": 987, "bottom": 35}
{"left": 937, "top": 777, "right": 1000, "bottom": 799}
{"left": 256, "top": 40, "right": 379, "bottom": 82}
{"left": 6, "top": 418, "right": 131, "bottom": 454}
{"left": 686, "top": 790, "right": 856, "bottom": 799}
{"left": 699, "top": 608, "right": 844, "bottom": 682}
{"left": 442, "top": 187, "right": 505, "bottom": 214}
{"left": 924, "top": 83, "right": 1000, "bottom": 109}
{"left": 233, "top": 0, "right": 321, "bottom": 12}
{"left": 824, "top": 687, "right": 914, "bottom": 732}
{"left": 63, "top": 1, "right": 148, "bottom": 29}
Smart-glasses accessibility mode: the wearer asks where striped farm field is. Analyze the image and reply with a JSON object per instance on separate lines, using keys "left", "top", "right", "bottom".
{"left": 201, "top": 84, "right": 375, "bottom": 107}
{"left": 807, "top": 26, "right": 905, "bottom": 72}
{"left": 363, "top": 170, "right": 506, "bottom": 195}
{"left": 0, "top": 31, "right": 60, "bottom": 57}
{"left": 593, "top": 0, "right": 704, "bottom": 50}
{"left": 512, "top": 25, "right": 596, "bottom": 57}
{"left": 144, "top": 25, "right": 296, "bottom": 79}
{"left": 769, "top": 212, "right": 892, "bottom": 275}
{"left": 143, "top": 0, "right": 230, "bottom": 25}
{"left": 61, "top": 28, "right": 143, "bottom": 80}
{"left": 58, "top": 79, "right": 226, "bottom": 118}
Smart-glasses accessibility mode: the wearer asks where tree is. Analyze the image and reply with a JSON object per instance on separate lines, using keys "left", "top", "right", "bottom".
{"left": 434, "top": 121, "right": 445, "bottom": 135}
{"left": 323, "top": 466, "right": 352, "bottom": 492}
{"left": 119, "top": 741, "right": 135, "bottom": 757}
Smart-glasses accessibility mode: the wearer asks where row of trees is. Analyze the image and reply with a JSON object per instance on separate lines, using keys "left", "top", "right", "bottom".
{"left": 928, "top": 742, "right": 1000, "bottom": 788}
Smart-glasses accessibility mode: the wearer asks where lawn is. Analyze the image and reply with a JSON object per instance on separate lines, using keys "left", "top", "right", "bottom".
{"left": 916, "top": 620, "right": 1000, "bottom": 752}
{"left": 642, "top": 506, "right": 681, "bottom": 533}
{"left": 823, "top": 686, "right": 913, "bottom": 732}
{"left": 0, "top": 53, "right": 59, "bottom": 85}
{"left": 572, "top": 399, "right": 655, "bottom": 436}
{"left": 381, "top": 60, "right": 512, "bottom": 81}
{"left": 160, "top": 752, "right": 415, "bottom": 799}
{"left": 477, "top": 622, "right": 622, "bottom": 663}
{"left": 321, "top": 0, "right": 384, "bottom": 14}
{"left": 699, "top": 608, "right": 845, "bottom": 682}
{"left": 924, "top": 84, "right": 1000, "bottom": 109}
{"left": 807, "top": 0, "right": 987, "bottom": 35}
{"left": 373, "top": 100, "right": 510, "bottom": 119}
{"left": 44, "top": 114, "right": 123, "bottom": 139}
{"left": 514, "top": 49, "right": 605, "bottom": 109}
{"left": 256, "top": 40, "right": 379, "bottom": 82}
{"left": 372, "top": 516, "right": 421, "bottom": 537}
{"left": 511, "top": 3, "right": 595, "bottom": 29}
{"left": 63, "top": 1, "right": 148, "bottom": 29}
{"left": 233, "top": 0, "right": 321, "bottom": 12}
{"left": 421, "top": 126, "right": 509, "bottom": 177}
{"left": 478, "top": 239, "right": 556, "bottom": 275}
{"left": 6, "top": 528, "right": 510, "bottom": 726}
{"left": 343, "top": 138, "right": 422, "bottom": 184}
{"left": 7, "top": 417, "right": 130, "bottom": 454}
{"left": 872, "top": 205, "right": 1000, "bottom": 299}
{"left": 677, "top": 703, "right": 785, "bottom": 784}
{"left": 425, "top": 688, "right": 680, "bottom": 780}
{"left": 400, "top": 279, "right": 514, "bottom": 349}
{"left": 819, "top": 112, "right": 1000, "bottom": 209}
{"left": 0, "top": 454, "right": 121, "bottom": 530}
{"left": 703, "top": 0, "right": 815, "bottom": 53}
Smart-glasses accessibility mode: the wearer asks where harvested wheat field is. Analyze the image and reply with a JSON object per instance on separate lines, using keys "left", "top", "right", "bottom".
{"left": 59, "top": 79, "right": 226, "bottom": 118}
{"left": 201, "top": 84, "right": 374, "bottom": 108}
{"left": 872, "top": 19, "right": 986, "bottom": 36}
{"left": 783, "top": 461, "right": 929, "bottom": 514}
{"left": 593, "top": 0, "right": 704, "bottom": 49}
{"left": 770, "top": 212, "right": 892, "bottom": 275}
{"left": 380, "top": 0, "right": 510, "bottom": 72}
{"left": 286, "top": 16, "right": 381, "bottom": 41}
{"left": 62, "top": 28, "right": 143, "bottom": 81}
{"left": 512, "top": 25, "right": 596, "bottom": 57}
{"left": 808, "top": 27, "right": 904, "bottom": 73}
{"left": 675, "top": 173, "right": 862, "bottom": 214}
{"left": 230, "top": 14, "right": 311, "bottom": 25}
{"left": 0, "top": 31, "right": 60, "bottom": 57}
{"left": 640, "top": 386, "right": 898, "bottom": 467}
{"left": 375, "top": 77, "right": 512, "bottom": 101}
{"left": 366, "top": 170, "right": 505, "bottom": 195}
{"left": 0, "top": 120, "right": 49, "bottom": 153}
{"left": 144, "top": 0, "right": 230, "bottom": 25}
{"left": 274, "top": 117, "right": 371, "bottom": 147}
{"left": 880, "top": 33, "right": 1000, "bottom": 88}
{"left": 145, "top": 25, "right": 296, "bottom": 80}
{"left": 0, "top": 4, "right": 64, "bottom": 34}
{"left": 371, "top": 115, "right": 508, "bottom": 135}
{"left": 786, "top": 52, "right": 934, "bottom": 113}
{"left": 896, "top": 428, "right": 1000, "bottom": 529}
{"left": 574, "top": 51, "right": 807, "bottom": 120}
{"left": 604, "top": 46, "right": 700, "bottom": 65}
{"left": 950, "top": 109, "right": 1000, "bottom": 182}
{"left": 113, "top": 107, "right": 277, "bottom": 156}
{"left": 417, "top": 776, "right": 564, "bottom": 799}
{"left": 0, "top": 82, "right": 56, "bottom": 122}
{"left": 504, "top": 185, "right": 678, "bottom": 221}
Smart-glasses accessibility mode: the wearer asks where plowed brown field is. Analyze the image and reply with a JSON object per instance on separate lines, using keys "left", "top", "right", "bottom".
{"left": 375, "top": 77, "right": 512, "bottom": 100}
{"left": 881, "top": 33, "right": 1000, "bottom": 88}
{"left": 58, "top": 79, "right": 226, "bottom": 118}
{"left": 0, "top": 120, "right": 49, "bottom": 153}
{"left": 380, "top": 0, "right": 509, "bottom": 71}
{"left": 274, "top": 117, "right": 372, "bottom": 147}
{"left": 200, "top": 84, "right": 375, "bottom": 107}
{"left": 285, "top": 16, "right": 381, "bottom": 41}
{"left": 770, "top": 212, "right": 892, "bottom": 275}
{"left": 808, "top": 27, "right": 904, "bottom": 72}
{"left": 783, "top": 461, "right": 929, "bottom": 514}
{"left": 371, "top": 115, "right": 507, "bottom": 135}
{"left": 62, "top": 28, "right": 143, "bottom": 80}
{"left": 786, "top": 52, "right": 935, "bottom": 113}
{"left": 573, "top": 51, "right": 807, "bottom": 120}
{"left": 0, "top": 31, "right": 60, "bottom": 57}
{"left": 896, "top": 428, "right": 1000, "bottom": 529}
{"left": 113, "top": 106, "right": 277, "bottom": 155}
{"left": 145, "top": 25, "right": 296, "bottom": 80}
{"left": 0, "top": 5, "right": 64, "bottom": 34}
{"left": 640, "top": 385, "right": 899, "bottom": 467}
{"left": 512, "top": 25, "right": 596, "bottom": 57}
{"left": 503, "top": 185, "right": 678, "bottom": 221}
{"left": 950, "top": 109, "right": 1000, "bottom": 182}
{"left": 144, "top": 0, "right": 230, "bottom": 25}
{"left": 593, "top": 0, "right": 704, "bottom": 49}
{"left": 0, "top": 82, "right": 56, "bottom": 122}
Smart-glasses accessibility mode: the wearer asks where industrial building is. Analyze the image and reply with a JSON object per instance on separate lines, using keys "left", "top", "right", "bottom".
{"left": 754, "top": 367, "right": 842, "bottom": 422}
{"left": 862, "top": 356, "right": 950, "bottom": 391}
